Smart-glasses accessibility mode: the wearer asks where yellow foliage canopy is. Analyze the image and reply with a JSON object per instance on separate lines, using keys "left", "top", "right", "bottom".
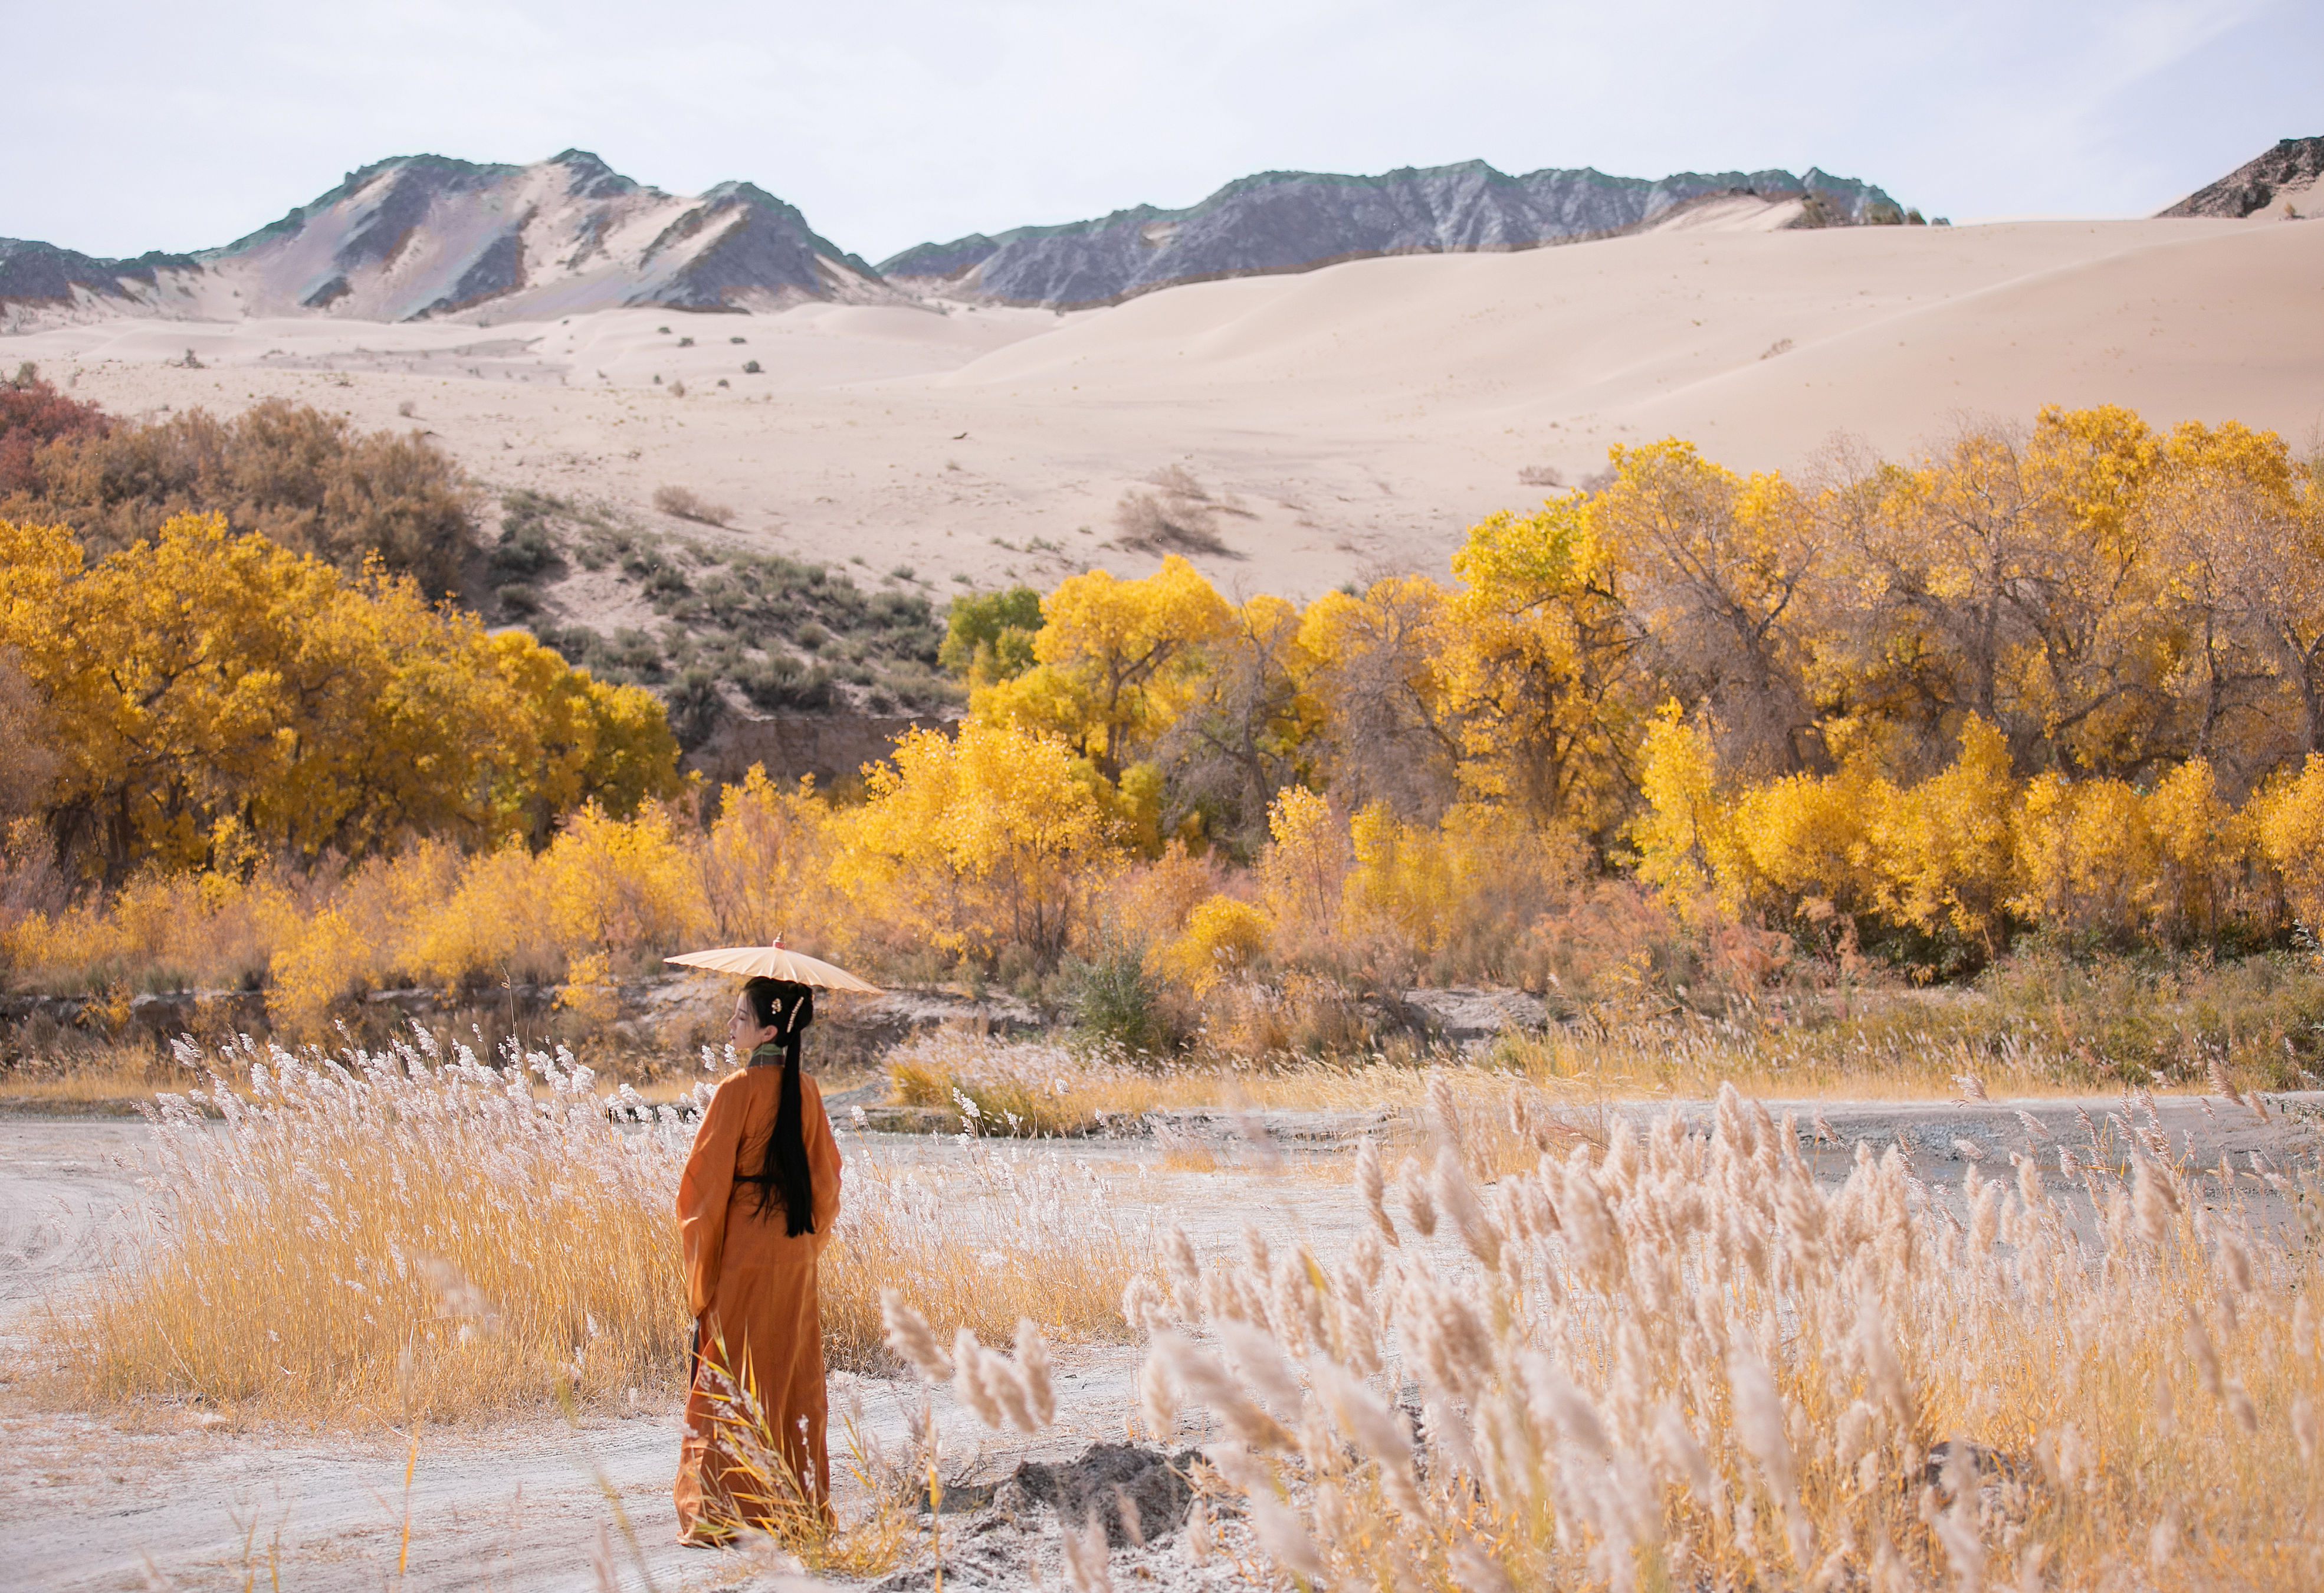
{"left": 971, "top": 554, "right": 1232, "bottom": 782}
{"left": 1640, "top": 708, "right": 2295, "bottom": 957}
{"left": 22, "top": 403, "right": 2324, "bottom": 1017}
{"left": 1442, "top": 494, "right": 1640, "bottom": 835}
{"left": 1154, "top": 895, "right": 1270, "bottom": 994}
{"left": 0, "top": 513, "right": 678, "bottom": 880}
{"left": 835, "top": 718, "right": 1127, "bottom": 965}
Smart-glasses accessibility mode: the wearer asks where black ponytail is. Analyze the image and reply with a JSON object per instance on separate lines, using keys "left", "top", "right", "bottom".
{"left": 738, "top": 976, "right": 816, "bottom": 1235}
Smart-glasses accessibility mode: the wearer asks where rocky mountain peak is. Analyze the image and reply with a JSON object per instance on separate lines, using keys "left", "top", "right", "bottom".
{"left": 546, "top": 149, "right": 641, "bottom": 201}
{"left": 0, "top": 152, "right": 891, "bottom": 326}
{"left": 2159, "top": 136, "right": 2324, "bottom": 218}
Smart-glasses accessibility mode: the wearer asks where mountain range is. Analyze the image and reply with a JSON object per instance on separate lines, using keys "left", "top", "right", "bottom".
{"left": 0, "top": 152, "right": 1914, "bottom": 327}
{"left": 0, "top": 150, "right": 891, "bottom": 327}
{"left": 878, "top": 162, "right": 1906, "bottom": 307}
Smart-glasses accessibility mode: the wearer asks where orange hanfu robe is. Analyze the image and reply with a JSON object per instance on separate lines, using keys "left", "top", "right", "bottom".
{"left": 672, "top": 1061, "right": 844, "bottom": 1540}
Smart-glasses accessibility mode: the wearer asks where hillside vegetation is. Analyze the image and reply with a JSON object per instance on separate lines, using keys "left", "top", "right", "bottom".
{"left": 0, "top": 363, "right": 475, "bottom": 594}
{"left": 0, "top": 363, "right": 961, "bottom": 743}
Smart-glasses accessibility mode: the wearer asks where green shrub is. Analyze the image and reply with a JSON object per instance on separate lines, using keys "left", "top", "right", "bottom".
{"left": 1068, "top": 941, "right": 1174, "bottom": 1057}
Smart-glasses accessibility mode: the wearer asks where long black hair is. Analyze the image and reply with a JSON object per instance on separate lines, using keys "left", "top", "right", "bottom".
{"left": 737, "top": 976, "right": 816, "bottom": 1235}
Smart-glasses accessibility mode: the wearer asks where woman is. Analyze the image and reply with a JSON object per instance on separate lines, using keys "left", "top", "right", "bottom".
{"left": 673, "top": 975, "right": 843, "bottom": 1543}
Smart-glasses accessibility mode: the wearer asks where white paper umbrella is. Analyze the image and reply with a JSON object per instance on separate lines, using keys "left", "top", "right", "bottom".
{"left": 662, "top": 939, "right": 882, "bottom": 994}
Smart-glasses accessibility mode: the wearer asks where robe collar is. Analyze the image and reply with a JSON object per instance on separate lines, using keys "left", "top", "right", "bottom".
{"left": 747, "top": 1041, "right": 786, "bottom": 1067}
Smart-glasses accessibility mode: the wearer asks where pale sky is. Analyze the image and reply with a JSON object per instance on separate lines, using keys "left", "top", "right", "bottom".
{"left": 8, "top": 0, "right": 2316, "bottom": 264}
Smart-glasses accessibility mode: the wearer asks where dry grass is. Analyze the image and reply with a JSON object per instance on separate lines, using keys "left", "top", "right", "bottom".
{"left": 1491, "top": 1015, "right": 2131, "bottom": 1101}
{"left": 823, "top": 1136, "right": 1150, "bottom": 1374}
{"left": 52, "top": 1033, "right": 691, "bottom": 1421}
{"left": 889, "top": 1077, "right": 2324, "bottom": 1591}
{"left": 40, "top": 1029, "right": 1147, "bottom": 1422}
{"left": 882, "top": 1024, "right": 1519, "bottom": 1124}
{"left": 0, "top": 1036, "right": 208, "bottom": 1111}
{"left": 879, "top": 971, "right": 2324, "bottom": 1144}
{"left": 34, "top": 1009, "right": 2324, "bottom": 1583}
{"left": 1153, "top": 1126, "right": 1226, "bottom": 1173}
{"left": 885, "top": 1030, "right": 1173, "bottom": 1135}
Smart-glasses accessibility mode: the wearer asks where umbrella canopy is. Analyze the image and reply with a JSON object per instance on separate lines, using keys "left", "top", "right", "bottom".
{"left": 663, "top": 940, "right": 882, "bottom": 994}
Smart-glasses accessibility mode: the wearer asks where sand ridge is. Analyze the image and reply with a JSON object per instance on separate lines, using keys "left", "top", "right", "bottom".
{"left": 4, "top": 215, "right": 2318, "bottom": 602}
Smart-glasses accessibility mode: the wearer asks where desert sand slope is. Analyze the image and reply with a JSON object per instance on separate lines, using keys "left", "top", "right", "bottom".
{"left": 3, "top": 217, "right": 2316, "bottom": 602}
{"left": 1624, "top": 215, "right": 2324, "bottom": 464}
{"left": 940, "top": 215, "right": 2321, "bottom": 444}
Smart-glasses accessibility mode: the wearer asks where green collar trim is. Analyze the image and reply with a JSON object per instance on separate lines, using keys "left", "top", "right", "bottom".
{"left": 747, "top": 1041, "right": 786, "bottom": 1067}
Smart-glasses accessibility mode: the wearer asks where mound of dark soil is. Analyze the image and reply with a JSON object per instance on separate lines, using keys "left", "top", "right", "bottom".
{"left": 992, "top": 1441, "right": 1206, "bottom": 1546}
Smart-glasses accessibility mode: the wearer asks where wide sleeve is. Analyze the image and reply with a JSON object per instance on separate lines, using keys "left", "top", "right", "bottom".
{"left": 676, "top": 1077, "right": 745, "bottom": 1319}
{"left": 805, "top": 1079, "right": 843, "bottom": 1253}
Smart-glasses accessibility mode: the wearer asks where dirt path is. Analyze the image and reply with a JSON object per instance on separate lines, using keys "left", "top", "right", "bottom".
{"left": 0, "top": 1119, "right": 152, "bottom": 1356}
{"left": 5, "top": 1090, "right": 2318, "bottom": 1590}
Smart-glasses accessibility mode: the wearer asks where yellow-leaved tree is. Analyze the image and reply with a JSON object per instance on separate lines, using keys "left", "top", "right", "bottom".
{"left": 1720, "top": 758, "right": 1884, "bottom": 923}
{"left": 485, "top": 630, "right": 687, "bottom": 850}
{"left": 1341, "top": 803, "right": 1468, "bottom": 959}
{"left": 971, "top": 555, "right": 1232, "bottom": 785}
{"left": 696, "top": 765, "right": 845, "bottom": 949}
{"left": 2250, "top": 756, "right": 2324, "bottom": 936}
{"left": 0, "top": 513, "right": 679, "bottom": 882}
{"left": 1849, "top": 409, "right": 2177, "bottom": 779}
{"left": 1593, "top": 439, "right": 1825, "bottom": 778}
{"left": 1151, "top": 591, "right": 1319, "bottom": 848}
{"left": 2009, "top": 773, "right": 2159, "bottom": 942}
{"left": 1257, "top": 785, "right": 1352, "bottom": 966}
{"left": 1440, "top": 494, "right": 1642, "bottom": 838}
{"left": 1866, "top": 716, "right": 2020, "bottom": 953}
{"left": 835, "top": 719, "right": 1126, "bottom": 968}
{"left": 1154, "top": 895, "right": 1271, "bottom": 994}
{"left": 1296, "top": 574, "right": 1460, "bottom": 820}
{"left": 1632, "top": 703, "right": 1733, "bottom": 917}
{"left": 2004, "top": 762, "right": 2253, "bottom": 948}
{"left": 2146, "top": 418, "right": 2324, "bottom": 776}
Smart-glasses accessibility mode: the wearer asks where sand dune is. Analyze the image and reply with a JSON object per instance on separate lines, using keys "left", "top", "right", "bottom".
{"left": 4, "top": 215, "right": 2316, "bottom": 601}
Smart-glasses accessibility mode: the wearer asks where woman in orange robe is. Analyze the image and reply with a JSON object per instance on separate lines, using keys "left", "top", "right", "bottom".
{"left": 673, "top": 976, "right": 844, "bottom": 1542}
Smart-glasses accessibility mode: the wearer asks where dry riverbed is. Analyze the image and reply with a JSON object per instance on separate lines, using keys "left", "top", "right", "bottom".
{"left": 5, "top": 1089, "right": 2319, "bottom": 1591}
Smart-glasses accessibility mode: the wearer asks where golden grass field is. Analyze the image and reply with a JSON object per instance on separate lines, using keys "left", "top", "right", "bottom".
{"left": 13, "top": 1014, "right": 2320, "bottom": 1589}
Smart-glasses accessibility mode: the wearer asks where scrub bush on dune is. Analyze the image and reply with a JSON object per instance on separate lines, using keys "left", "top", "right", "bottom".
{"left": 653, "top": 484, "right": 733, "bottom": 526}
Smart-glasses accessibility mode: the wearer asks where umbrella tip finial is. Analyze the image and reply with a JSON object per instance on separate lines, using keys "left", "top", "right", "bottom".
{"left": 773, "top": 930, "right": 785, "bottom": 949}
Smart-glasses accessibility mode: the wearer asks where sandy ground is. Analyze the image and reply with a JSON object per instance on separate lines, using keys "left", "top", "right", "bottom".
{"left": 5, "top": 1087, "right": 2319, "bottom": 1589}
{"left": 6, "top": 214, "right": 2318, "bottom": 604}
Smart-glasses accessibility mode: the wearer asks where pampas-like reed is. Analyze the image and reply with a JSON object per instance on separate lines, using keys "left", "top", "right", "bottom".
{"left": 57, "top": 1031, "right": 688, "bottom": 1419}
{"left": 47, "top": 1029, "right": 1144, "bottom": 1418}
{"left": 831, "top": 1136, "right": 1150, "bottom": 1373}
{"left": 902, "top": 1073, "right": 2324, "bottom": 1591}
